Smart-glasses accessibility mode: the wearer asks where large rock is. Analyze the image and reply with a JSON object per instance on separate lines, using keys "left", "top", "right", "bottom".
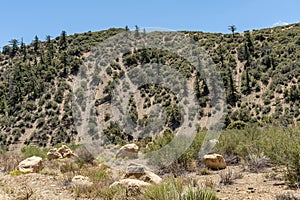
{"left": 124, "top": 163, "right": 162, "bottom": 184}
{"left": 71, "top": 175, "right": 93, "bottom": 187}
{"left": 116, "top": 144, "right": 139, "bottom": 159}
{"left": 203, "top": 153, "right": 226, "bottom": 169}
{"left": 47, "top": 145, "right": 77, "bottom": 160}
{"left": 18, "top": 156, "right": 43, "bottom": 173}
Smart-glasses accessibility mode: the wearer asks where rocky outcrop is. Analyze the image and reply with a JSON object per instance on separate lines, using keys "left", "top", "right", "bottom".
{"left": 203, "top": 153, "right": 226, "bottom": 169}
{"left": 124, "top": 163, "right": 162, "bottom": 184}
{"left": 116, "top": 144, "right": 139, "bottom": 159}
{"left": 47, "top": 145, "right": 77, "bottom": 160}
{"left": 18, "top": 156, "right": 43, "bottom": 173}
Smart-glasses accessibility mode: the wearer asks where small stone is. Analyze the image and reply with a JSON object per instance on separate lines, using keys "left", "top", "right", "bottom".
{"left": 247, "top": 187, "right": 255, "bottom": 193}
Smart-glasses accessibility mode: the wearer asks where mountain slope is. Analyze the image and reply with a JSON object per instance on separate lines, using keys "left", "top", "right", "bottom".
{"left": 0, "top": 23, "right": 300, "bottom": 150}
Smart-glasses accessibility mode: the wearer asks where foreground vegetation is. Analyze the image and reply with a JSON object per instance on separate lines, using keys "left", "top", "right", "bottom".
{"left": 143, "top": 125, "right": 300, "bottom": 187}
{"left": 0, "top": 125, "right": 300, "bottom": 199}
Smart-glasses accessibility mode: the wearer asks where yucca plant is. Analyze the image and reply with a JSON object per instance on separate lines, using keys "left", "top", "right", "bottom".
{"left": 181, "top": 185, "right": 219, "bottom": 200}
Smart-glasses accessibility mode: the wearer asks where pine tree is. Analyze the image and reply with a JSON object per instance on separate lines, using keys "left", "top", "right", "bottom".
{"left": 9, "top": 39, "right": 19, "bottom": 57}
{"left": 244, "top": 31, "right": 254, "bottom": 55}
{"left": 20, "top": 38, "right": 27, "bottom": 61}
{"left": 2, "top": 45, "right": 11, "bottom": 55}
{"left": 45, "top": 35, "right": 54, "bottom": 65}
{"left": 33, "top": 35, "right": 39, "bottom": 53}
{"left": 241, "top": 68, "right": 251, "bottom": 95}
{"left": 46, "top": 35, "right": 54, "bottom": 57}
{"left": 59, "top": 31, "right": 67, "bottom": 50}
{"left": 134, "top": 25, "right": 140, "bottom": 38}
{"left": 227, "top": 68, "right": 237, "bottom": 106}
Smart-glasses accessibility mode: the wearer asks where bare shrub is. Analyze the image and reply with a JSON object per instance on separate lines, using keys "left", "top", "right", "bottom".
{"left": 219, "top": 168, "right": 243, "bottom": 185}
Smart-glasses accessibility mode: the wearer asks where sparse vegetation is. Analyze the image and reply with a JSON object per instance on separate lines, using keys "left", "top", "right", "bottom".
{"left": 219, "top": 168, "right": 243, "bottom": 185}
{"left": 0, "top": 23, "right": 300, "bottom": 199}
{"left": 144, "top": 178, "right": 218, "bottom": 200}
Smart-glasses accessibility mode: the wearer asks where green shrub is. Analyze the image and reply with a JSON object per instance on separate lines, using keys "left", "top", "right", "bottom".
{"left": 144, "top": 178, "right": 218, "bottom": 200}
{"left": 103, "top": 121, "right": 131, "bottom": 145}
{"left": 144, "top": 178, "right": 183, "bottom": 200}
{"left": 181, "top": 186, "right": 218, "bottom": 200}
{"left": 227, "top": 120, "right": 248, "bottom": 129}
{"left": 21, "top": 145, "right": 49, "bottom": 159}
{"left": 72, "top": 183, "right": 126, "bottom": 199}
{"left": 284, "top": 142, "right": 300, "bottom": 188}
{"left": 81, "top": 166, "right": 109, "bottom": 182}
{"left": 59, "top": 160, "right": 80, "bottom": 174}
{"left": 246, "top": 152, "right": 270, "bottom": 173}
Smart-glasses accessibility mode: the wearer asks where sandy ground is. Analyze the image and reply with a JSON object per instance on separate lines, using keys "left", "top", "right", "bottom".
{"left": 0, "top": 165, "right": 299, "bottom": 199}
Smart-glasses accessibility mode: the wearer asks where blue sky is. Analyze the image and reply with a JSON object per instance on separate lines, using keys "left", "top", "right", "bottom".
{"left": 0, "top": 0, "right": 299, "bottom": 48}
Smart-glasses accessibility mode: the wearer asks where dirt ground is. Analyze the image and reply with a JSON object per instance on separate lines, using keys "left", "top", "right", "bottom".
{"left": 0, "top": 165, "right": 299, "bottom": 199}
{"left": 194, "top": 166, "right": 300, "bottom": 200}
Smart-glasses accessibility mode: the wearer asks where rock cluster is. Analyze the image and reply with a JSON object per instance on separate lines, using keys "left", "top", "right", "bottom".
{"left": 47, "top": 145, "right": 77, "bottom": 160}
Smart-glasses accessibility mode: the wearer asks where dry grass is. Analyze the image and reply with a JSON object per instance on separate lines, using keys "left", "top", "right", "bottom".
{"left": 0, "top": 152, "right": 23, "bottom": 173}
{"left": 219, "top": 168, "right": 243, "bottom": 185}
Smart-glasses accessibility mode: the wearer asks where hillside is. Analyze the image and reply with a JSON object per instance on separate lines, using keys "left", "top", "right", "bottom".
{"left": 0, "top": 23, "right": 300, "bottom": 151}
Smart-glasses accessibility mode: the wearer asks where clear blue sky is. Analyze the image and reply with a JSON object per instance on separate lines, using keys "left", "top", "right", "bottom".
{"left": 1, "top": 0, "right": 299, "bottom": 48}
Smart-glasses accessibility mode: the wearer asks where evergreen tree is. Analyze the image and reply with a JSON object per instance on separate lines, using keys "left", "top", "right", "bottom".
{"left": 2, "top": 45, "right": 11, "bottom": 55}
{"left": 9, "top": 39, "right": 19, "bottom": 57}
{"left": 33, "top": 35, "right": 39, "bottom": 53}
{"left": 244, "top": 31, "right": 254, "bottom": 55}
{"left": 227, "top": 68, "right": 237, "bottom": 106}
{"left": 134, "top": 25, "right": 140, "bottom": 38}
{"left": 45, "top": 35, "right": 54, "bottom": 65}
{"left": 59, "top": 31, "right": 67, "bottom": 50}
{"left": 20, "top": 38, "right": 27, "bottom": 61}
{"left": 241, "top": 68, "right": 251, "bottom": 95}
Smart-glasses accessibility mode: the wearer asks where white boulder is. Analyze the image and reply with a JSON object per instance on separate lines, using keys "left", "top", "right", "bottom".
{"left": 18, "top": 156, "right": 43, "bottom": 173}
